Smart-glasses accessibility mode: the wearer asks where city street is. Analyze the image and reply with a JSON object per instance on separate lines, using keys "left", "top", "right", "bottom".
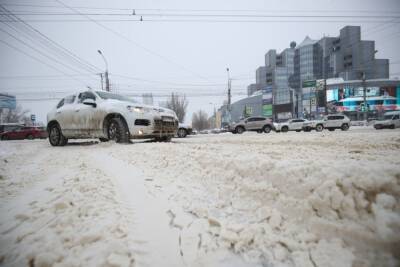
{"left": 1, "top": 128, "right": 399, "bottom": 267}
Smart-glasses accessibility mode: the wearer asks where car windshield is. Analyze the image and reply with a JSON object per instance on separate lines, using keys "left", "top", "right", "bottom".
{"left": 382, "top": 114, "right": 394, "bottom": 120}
{"left": 96, "top": 91, "right": 137, "bottom": 103}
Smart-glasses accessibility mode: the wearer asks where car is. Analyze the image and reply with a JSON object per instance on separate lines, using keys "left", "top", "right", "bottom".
{"left": 177, "top": 124, "right": 193, "bottom": 138}
{"left": 274, "top": 118, "right": 310, "bottom": 132}
{"left": 0, "top": 125, "right": 47, "bottom": 140}
{"left": 229, "top": 117, "right": 274, "bottom": 134}
{"left": 323, "top": 114, "right": 350, "bottom": 131}
{"left": 46, "top": 90, "right": 179, "bottom": 146}
{"left": 374, "top": 111, "right": 400, "bottom": 129}
{"left": 302, "top": 119, "right": 325, "bottom": 132}
{"left": 0, "top": 123, "right": 24, "bottom": 134}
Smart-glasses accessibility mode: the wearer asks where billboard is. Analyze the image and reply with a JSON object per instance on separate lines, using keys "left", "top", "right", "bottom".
{"left": 262, "top": 86, "right": 273, "bottom": 117}
{"left": 326, "top": 85, "right": 399, "bottom": 112}
{"left": 0, "top": 94, "right": 16, "bottom": 109}
{"left": 302, "top": 80, "right": 317, "bottom": 115}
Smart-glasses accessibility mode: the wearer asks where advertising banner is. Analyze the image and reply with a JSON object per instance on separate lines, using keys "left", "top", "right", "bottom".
{"left": 326, "top": 85, "right": 399, "bottom": 112}
{"left": 262, "top": 86, "right": 273, "bottom": 117}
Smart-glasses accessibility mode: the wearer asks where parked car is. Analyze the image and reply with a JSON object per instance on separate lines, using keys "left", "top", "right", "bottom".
{"left": 0, "top": 123, "right": 24, "bottom": 134}
{"left": 0, "top": 125, "right": 47, "bottom": 140}
{"left": 374, "top": 111, "right": 400, "bottom": 129}
{"left": 274, "top": 118, "right": 310, "bottom": 132}
{"left": 177, "top": 124, "right": 193, "bottom": 138}
{"left": 302, "top": 119, "right": 325, "bottom": 132}
{"left": 323, "top": 114, "right": 350, "bottom": 131}
{"left": 46, "top": 90, "right": 179, "bottom": 146}
{"left": 229, "top": 117, "right": 274, "bottom": 134}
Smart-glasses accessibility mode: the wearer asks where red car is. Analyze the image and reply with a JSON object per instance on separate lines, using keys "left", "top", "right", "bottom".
{"left": 0, "top": 125, "right": 47, "bottom": 140}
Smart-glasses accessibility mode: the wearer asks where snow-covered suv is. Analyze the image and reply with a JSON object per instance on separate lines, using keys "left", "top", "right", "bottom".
{"left": 230, "top": 117, "right": 273, "bottom": 134}
{"left": 47, "top": 90, "right": 178, "bottom": 146}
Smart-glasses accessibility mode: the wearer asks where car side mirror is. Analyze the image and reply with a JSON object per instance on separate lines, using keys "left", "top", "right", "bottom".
{"left": 83, "top": 98, "right": 96, "bottom": 107}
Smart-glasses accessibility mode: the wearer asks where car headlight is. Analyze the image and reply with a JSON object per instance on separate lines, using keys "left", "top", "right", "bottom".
{"left": 127, "top": 106, "right": 144, "bottom": 113}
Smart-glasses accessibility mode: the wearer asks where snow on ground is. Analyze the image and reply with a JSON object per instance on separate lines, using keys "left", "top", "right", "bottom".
{"left": 0, "top": 128, "right": 399, "bottom": 267}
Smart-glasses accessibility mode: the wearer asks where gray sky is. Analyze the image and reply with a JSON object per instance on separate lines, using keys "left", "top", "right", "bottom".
{"left": 1, "top": 0, "right": 400, "bottom": 124}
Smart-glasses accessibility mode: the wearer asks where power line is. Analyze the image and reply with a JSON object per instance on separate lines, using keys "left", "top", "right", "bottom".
{"left": 0, "top": 5, "right": 101, "bottom": 75}
{"left": 2, "top": 12, "right": 400, "bottom": 19}
{"left": 0, "top": 39, "right": 89, "bottom": 87}
{"left": 1, "top": 18, "right": 398, "bottom": 23}
{"left": 54, "top": 0, "right": 211, "bottom": 83}
{"left": 3, "top": 3, "right": 400, "bottom": 14}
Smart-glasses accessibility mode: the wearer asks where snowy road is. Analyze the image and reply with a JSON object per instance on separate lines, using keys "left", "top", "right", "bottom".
{"left": 0, "top": 128, "right": 399, "bottom": 267}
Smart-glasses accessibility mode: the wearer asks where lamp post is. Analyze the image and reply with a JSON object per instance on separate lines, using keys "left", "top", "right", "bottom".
{"left": 97, "top": 50, "right": 110, "bottom": 91}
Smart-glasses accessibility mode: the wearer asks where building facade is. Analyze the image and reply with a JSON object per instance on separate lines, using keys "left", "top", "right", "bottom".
{"left": 233, "top": 25, "right": 390, "bottom": 121}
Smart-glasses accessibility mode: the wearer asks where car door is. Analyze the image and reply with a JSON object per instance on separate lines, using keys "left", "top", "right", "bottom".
{"left": 8, "top": 126, "right": 23, "bottom": 139}
{"left": 73, "top": 91, "right": 102, "bottom": 137}
{"left": 244, "top": 118, "right": 255, "bottom": 130}
{"left": 290, "top": 119, "right": 305, "bottom": 130}
{"left": 325, "top": 116, "right": 336, "bottom": 128}
{"left": 53, "top": 96, "right": 76, "bottom": 136}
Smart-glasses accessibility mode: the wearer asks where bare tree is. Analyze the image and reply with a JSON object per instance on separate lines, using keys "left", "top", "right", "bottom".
{"left": 192, "top": 110, "right": 209, "bottom": 131}
{"left": 166, "top": 93, "right": 188, "bottom": 123}
{"left": 0, "top": 105, "right": 30, "bottom": 124}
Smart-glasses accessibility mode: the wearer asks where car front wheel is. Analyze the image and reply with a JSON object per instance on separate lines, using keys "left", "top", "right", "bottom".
{"left": 236, "top": 126, "right": 245, "bottom": 134}
{"left": 315, "top": 124, "right": 324, "bottom": 132}
{"left": 177, "top": 128, "right": 187, "bottom": 138}
{"left": 263, "top": 125, "right": 272, "bottom": 133}
{"left": 107, "top": 117, "right": 129, "bottom": 143}
{"left": 281, "top": 126, "right": 288, "bottom": 133}
{"left": 48, "top": 124, "right": 67, "bottom": 146}
{"left": 341, "top": 124, "right": 349, "bottom": 131}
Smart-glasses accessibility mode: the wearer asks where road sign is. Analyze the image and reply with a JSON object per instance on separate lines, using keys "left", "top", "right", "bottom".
{"left": 31, "top": 114, "right": 36, "bottom": 122}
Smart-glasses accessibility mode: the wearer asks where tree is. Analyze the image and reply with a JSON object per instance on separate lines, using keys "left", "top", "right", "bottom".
{"left": 166, "top": 93, "right": 188, "bottom": 123}
{"left": 0, "top": 105, "right": 30, "bottom": 124}
{"left": 192, "top": 110, "right": 209, "bottom": 131}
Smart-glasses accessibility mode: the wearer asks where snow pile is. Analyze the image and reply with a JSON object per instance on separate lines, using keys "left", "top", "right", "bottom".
{"left": 1, "top": 129, "right": 399, "bottom": 267}
{"left": 110, "top": 130, "right": 400, "bottom": 266}
{"left": 0, "top": 143, "right": 136, "bottom": 267}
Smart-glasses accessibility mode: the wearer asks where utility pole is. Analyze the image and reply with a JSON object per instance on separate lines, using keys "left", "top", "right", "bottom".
{"left": 362, "top": 71, "right": 367, "bottom": 121}
{"left": 98, "top": 50, "right": 110, "bottom": 91}
{"left": 99, "top": 73, "right": 104, "bottom": 91}
{"left": 227, "top": 68, "right": 231, "bottom": 111}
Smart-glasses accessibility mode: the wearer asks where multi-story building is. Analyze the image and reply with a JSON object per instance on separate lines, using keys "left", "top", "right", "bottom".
{"left": 240, "top": 25, "right": 389, "bottom": 120}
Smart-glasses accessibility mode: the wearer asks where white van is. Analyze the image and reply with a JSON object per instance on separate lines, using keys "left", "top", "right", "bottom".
{"left": 374, "top": 111, "right": 400, "bottom": 130}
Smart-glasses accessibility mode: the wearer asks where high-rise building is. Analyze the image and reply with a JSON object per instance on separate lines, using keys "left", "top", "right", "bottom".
{"left": 245, "top": 25, "right": 390, "bottom": 119}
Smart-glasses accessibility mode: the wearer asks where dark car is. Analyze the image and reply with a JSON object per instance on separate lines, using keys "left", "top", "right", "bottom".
{"left": 0, "top": 125, "right": 47, "bottom": 140}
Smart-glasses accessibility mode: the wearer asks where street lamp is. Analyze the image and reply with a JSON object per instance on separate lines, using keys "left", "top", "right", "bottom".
{"left": 97, "top": 50, "right": 110, "bottom": 91}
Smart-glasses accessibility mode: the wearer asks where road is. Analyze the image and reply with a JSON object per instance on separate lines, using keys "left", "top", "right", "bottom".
{"left": 1, "top": 128, "right": 399, "bottom": 267}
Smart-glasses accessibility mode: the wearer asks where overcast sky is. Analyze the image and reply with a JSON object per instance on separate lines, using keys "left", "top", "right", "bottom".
{"left": 0, "top": 0, "right": 399, "bottom": 124}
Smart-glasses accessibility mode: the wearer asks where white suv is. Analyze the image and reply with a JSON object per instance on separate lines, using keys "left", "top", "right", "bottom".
{"left": 374, "top": 111, "right": 400, "bottom": 129}
{"left": 323, "top": 114, "right": 350, "bottom": 131}
{"left": 274, "top": 118, "right": 309, "bottom": 132}
{"left": 47, "top": 90, "right": 178, "bottom": 146}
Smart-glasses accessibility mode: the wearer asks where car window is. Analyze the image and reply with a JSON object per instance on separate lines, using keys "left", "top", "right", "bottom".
{"left": 336, "top": 116, "right": 344, "bottom": 120}
{"left": 56, "top": 98, "right": 64, "bottom": 109}
{"left": 393, "top": 115, "right": 400, "bottom": 120}
{"left": 78, "top": 91, "right": 96, "bottom": 103}
{"left": 246, "top": 118, "right": 255, "bottom": 122}
{"left": 64, "top": 95, "right": 76, "bottom": 104}
{"left": 255, "top": 118, "right": 265, "bottom": 121}
{"left": 327, "top": 116, "right": 335, "bottom": 120}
